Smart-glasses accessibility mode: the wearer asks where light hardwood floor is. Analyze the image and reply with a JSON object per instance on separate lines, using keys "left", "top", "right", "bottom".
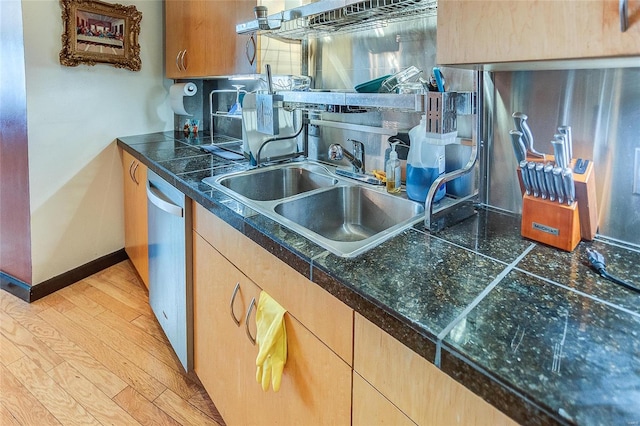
{"left": 0, "top": 260, "right": 225, "bottom": 426}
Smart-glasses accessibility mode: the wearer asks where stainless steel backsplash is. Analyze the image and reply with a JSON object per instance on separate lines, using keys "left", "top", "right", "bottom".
{"left": 305, "top": 16, "right": 477, "bottom": 189}
{"left": 485, "top": 68, "right": 640, "bottom": 246}
{"left": 307, "top": 19, "right": 639, "bottom": 246}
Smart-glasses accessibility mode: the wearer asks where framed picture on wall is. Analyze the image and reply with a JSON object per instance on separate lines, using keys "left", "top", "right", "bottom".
{"left": 59, "top": 0, "right": 142, "bottom": 71}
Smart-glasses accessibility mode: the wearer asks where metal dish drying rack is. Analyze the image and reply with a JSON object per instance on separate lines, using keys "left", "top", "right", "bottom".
{"left": 237, "top": 0, "right": 438, "bottom": 41}
{"left": 208, "top": 89, "right": 246, "bottom": 156}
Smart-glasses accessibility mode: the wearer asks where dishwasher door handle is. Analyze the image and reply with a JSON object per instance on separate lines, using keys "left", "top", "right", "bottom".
{"left": 147, "top": 181, "right": 184, "bottom": 217}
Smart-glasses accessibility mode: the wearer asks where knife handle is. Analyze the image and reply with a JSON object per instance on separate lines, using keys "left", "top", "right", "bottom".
{"left": 510, "top": 130, "right": 527, "bottom": 164}
{"left": 544, "top": 163, "right": 556, "bottom": 202}
{"left": 562, "top": 167, "right": 576, "bottom": 205}
{"left": 519, "top": 160, "right": 531, "bottom": 195}
{"left": 513, "top": 112, "right": 545, "bottom": 158}
{"left": 554, "top": 133, "right": 570, "bottom": 170}
{"left": 552, "top": 166, "right": 565, "bottom": 204}
{"left": 535, "top": 163, "right": 547, "bottom": 199}
{"left": 558, "top": 126, "right": 573, "bottom": 165}
{"left": 551, "top": 139, "right": 567, "bottom": 170}
{"left": 527, "top": 162, "right": 539, "bottom": 197}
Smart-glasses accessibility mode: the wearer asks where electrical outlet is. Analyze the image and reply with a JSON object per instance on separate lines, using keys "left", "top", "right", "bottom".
{"left": 634, "top": 148, "right": 640, "bottom": 195}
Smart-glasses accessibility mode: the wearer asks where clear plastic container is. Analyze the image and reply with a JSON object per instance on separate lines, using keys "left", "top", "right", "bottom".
{"left": 380, "top": 66, "right": 422, "bottom": 93}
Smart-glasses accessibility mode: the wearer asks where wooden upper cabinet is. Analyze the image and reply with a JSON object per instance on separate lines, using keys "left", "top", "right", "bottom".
{"left": 234, "top": 0, "right": 262, "bottom": 74}
{"left": 165, "top": 0, "right": 256, "bottom": 78}
{"left": 437, "top": 0, "right": 640, "bottom": 65}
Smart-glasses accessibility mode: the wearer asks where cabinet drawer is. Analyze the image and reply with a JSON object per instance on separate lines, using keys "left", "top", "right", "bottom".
{"left": 354, "top": 313, "right": 516, "bottom": 425}
{"left": 353, "top": 372, "right": 416, "bottom": 426}
{"left": 193, "top": 202, "right": 354, "bottom": 365}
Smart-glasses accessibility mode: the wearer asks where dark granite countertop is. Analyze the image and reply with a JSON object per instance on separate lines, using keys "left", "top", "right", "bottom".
{"left": 118, "top": 131, "right": 640, "bottom": 426}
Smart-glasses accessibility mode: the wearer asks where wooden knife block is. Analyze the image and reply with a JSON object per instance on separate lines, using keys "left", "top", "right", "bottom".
{"left": 521, "top": 195, "right": 581, "bottom": 252}
{"left": 516, "top": 158, "right": 598, "bottom": 242}
{"left": 573, "top": 160, "right": 598, "bottom": 240}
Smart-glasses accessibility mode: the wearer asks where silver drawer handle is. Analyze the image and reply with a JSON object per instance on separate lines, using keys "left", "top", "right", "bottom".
{"left": 620, "top": 0, "right": 628, "bottom": 32}
{"left": 229, "top": 282, "right": 241, "bottom": 326}
{"left": 245, "top": 297, "right": 257, "bottom": 345}
{"left": 246, "top": 33, "right": 256, "bottom": 66}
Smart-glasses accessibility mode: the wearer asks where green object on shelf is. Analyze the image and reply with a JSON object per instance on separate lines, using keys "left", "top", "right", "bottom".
{"left": 354, "top": 75, "right": 392, "bottom": 93}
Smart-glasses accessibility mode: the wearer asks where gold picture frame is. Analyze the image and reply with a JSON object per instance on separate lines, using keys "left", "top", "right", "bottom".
{"left": 59, "top": 0, "right": 142, "bottom": 71}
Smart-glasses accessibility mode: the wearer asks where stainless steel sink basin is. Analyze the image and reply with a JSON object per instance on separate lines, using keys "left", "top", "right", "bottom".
{"left": 202, "top": 161, "right": 424, "bottom": 258}
{"left": 213, "top": 163, "right": 337, "bottom": 201}
{"left": 274, "top": 186, "right": 423, "bottom": 242}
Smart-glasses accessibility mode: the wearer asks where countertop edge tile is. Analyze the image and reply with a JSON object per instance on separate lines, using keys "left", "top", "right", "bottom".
{"left": 312, "top": 264, "right": 438, "bottom": 362}
{"left": 242, "top": 221, "right": 313, "bottom": 280}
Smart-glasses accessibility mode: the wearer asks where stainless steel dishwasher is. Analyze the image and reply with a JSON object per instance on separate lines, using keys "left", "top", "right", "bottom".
{"left": 146, "top": 169, "right": 192, "bottom": 371}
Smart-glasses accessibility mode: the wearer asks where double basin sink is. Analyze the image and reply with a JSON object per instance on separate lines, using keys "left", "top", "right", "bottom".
{"left": 202, "top": 161, "right": 424, "bottom": 258}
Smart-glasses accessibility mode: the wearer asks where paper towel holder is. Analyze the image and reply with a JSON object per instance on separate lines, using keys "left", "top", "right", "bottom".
{"left": 59, "top": 0, "right": 142, "bottom": 72}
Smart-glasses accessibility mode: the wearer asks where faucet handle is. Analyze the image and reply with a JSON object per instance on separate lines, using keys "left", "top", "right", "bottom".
{"left": 328, "top": 143, "right": 344, "bottom": 160}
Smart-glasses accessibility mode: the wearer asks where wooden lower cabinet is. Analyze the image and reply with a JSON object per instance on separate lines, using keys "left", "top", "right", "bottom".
{"left": 354, "top": 313, "right": 517, "bottom": 426}
{"left": 193, "top": 230, "right": 352, "bottom": 425}
{"left": 121, "top": 149, "right": 148, "bottom": 287}
{"left": 193, "top": 201, "right": 516, "bottom": 425}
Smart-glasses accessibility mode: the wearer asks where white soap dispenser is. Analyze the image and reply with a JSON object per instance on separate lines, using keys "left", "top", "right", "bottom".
{"left": 385, "top": 142, "right": 401, "bottom": 194}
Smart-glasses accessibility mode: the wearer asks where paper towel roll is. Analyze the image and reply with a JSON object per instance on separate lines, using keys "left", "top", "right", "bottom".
{"left": 170, "top": 82, "right": 198, "bottom": 116}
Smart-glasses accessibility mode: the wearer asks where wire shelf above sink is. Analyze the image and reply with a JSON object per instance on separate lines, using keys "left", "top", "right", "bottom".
{"left": 236, "top": 0, "right": 438, "bottom": 42}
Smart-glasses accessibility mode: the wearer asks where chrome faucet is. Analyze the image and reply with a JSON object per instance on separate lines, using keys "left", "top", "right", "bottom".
{"left": 328, "top": 139, "right": 365, "bottom": 174}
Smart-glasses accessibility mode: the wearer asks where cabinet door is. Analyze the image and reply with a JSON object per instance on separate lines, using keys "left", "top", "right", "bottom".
{"left": 354, "top": 314, "right": 516, "bottom": 425}
{"left": 193, "top": 232, "right": 259, "bottom": 425}
{"left": 193, "top": 217, "right": 352, "bottom": 426}
{"left": 241, "top": 311, "right": 352, "bottom": 426}
{"left": 121, "top": 150, "right": 148, "bottom": 287}
{"left": 165, "top": 0, "right": 253, "bottom": 78}
{"left": 233, "top": 0, "right": 259, "bottom": 74}
{"left": 437, "top": 0, "right": 640, "bottom": 65}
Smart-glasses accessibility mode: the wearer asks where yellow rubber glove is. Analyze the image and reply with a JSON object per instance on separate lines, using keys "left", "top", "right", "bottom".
{"left": 255, "top": 291, "right": 287, "bottom": 392}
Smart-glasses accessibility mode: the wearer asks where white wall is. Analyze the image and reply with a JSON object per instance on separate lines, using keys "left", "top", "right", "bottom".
{"left": 22, "top": 0, "right": 173, "bottom": 284}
